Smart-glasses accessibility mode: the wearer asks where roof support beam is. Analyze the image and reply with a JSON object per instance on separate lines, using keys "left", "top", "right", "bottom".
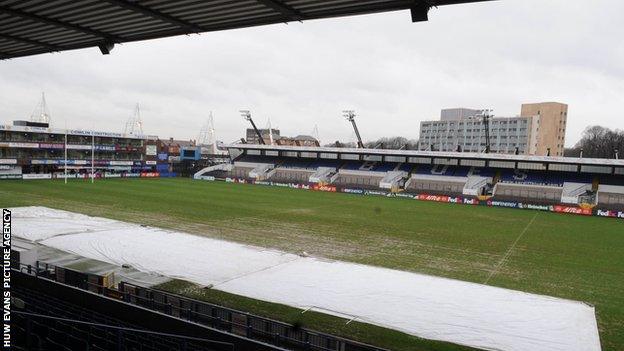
{"left": 410, "top": 2, "right": 431, "bottom": 22}
{"left": 0, "top": 33, "right": 62, "bottom": 51}
{"left": 0, "top": 5, "right": 120, "bottom": 42}
{"left": 102, "top": 0, "right": 203, "bottom": 33}
{"left": 255, "top": 0, "right": 305, "bottom": 21}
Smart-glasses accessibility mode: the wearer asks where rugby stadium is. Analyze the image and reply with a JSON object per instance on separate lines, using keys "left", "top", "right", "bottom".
{"left": 3, "top": 141, "right": 624, "bottom": 351}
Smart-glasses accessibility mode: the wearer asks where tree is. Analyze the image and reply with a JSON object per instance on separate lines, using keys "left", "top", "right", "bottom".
{"left": 325, "top": 136, "right": 418, "bottom": 149}
{"left": 571, "top": 126, "right": 624, "bottom": 159}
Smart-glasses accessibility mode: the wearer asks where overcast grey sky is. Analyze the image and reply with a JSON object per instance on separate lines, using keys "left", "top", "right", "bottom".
{"left": 1, "top": 0, "right": 622, "bottom": 146}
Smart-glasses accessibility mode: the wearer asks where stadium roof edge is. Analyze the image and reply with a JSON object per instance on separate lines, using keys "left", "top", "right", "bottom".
{"left": 0, "top": 0, "right": 494, "bottom": 60}
{"left": 225, "top": 143, "right": 624, "bottom": 168}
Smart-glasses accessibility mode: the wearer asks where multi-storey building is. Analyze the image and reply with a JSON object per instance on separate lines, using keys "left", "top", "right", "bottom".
{"left": 0, "top": 120, "right": 156, "bottom": 178}
{"left": 520, "top": 102, "right": 568, "bottom": 156}
{"left": 419, "top": 102, "right": 567, "bottom": 156}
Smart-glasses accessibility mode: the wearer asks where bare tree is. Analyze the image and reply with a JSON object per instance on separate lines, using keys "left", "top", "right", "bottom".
{"left": 326, "top": 136, "right": 418, "bottom": 149}
{"left": 571, "top": 126, "right": 624, "bottom": 159}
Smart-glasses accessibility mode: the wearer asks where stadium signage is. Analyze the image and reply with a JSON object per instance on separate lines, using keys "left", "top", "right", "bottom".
{"left": 146, "top": 145, "right": 157, "bottom": 156}
{"left": 0, "top": 159, "right": 17, "bottom": 165}
{"left": 522, "top": 204, "right": 551, "bottom": 211}
{"left": 254, "top": 181, "right": 310, "bottom": 189}
{"left": 417, "top": 195, "right": 450, "bottom": 203}
{"left": 197, "top": 176, "right": 215, "bottom": 181}
{"left": 67, "top": 144, "right": 91, "bottom": 150}
{"left": 69, "top": 129, "right": 125, "bottom": 138}
{"left": 7, "top": 142, "right": 39, "bottom": 148}
{"left": 463, "top": 198, "right": 479, "bottom": 205}
{"left": 22, "top": 173, "right": 52, "bottom": 180}
{"left": 596, "top": 209, "right": 624, "bottom": 219}
{"left": 140, "top": 172, "right": 160, "bottom": 178}
{"left": 365, "top": 190, "right": 390, "bottom": 197}
{"left": 110, "top": 161, "right": 134, "bottom": 166}
{"left": 553, "top": 205, "right": 592, "bottom": 216}
{"left": 0, "top": 175, "right": 21, "bottom": 180}
{"left": 31, "top": 160, "right": 59, "bottom": 165}
{"left": 204, "top": 177, "right": 624, "bottom": 220}
{"left": 312, "top": 185, "right": 336, "bottom": 192}
{"left": 39, "top": 143, "right": 64, "bottom": 149}
{"left": 343, "top": 188, "right": 364, "bottom": 194}
{"left": 487, "top": 200, "right": 520, "bottom": 208}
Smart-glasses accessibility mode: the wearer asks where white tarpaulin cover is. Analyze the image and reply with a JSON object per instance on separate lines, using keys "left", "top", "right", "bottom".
{"left": 12, "top": 207, "right": 601, "bottom": 351}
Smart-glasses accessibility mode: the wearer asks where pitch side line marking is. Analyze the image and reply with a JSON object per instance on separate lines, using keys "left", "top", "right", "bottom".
{"left": 484, "top": 212, "right": 539, "bottom": 285}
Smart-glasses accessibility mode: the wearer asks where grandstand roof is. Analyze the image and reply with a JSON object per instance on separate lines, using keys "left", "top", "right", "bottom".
{"left": 0, "top": 0, "right": 493, "bottom": 60}
{"left": 227, "top": 143, "right": 624, "bottom": 168}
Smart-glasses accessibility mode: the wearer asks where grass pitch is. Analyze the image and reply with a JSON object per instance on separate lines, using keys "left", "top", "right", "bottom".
{"left": 2, "top": 178, "right": 623, "bottom": 350}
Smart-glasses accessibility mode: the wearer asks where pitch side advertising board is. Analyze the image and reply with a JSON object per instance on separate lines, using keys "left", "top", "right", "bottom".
{"left": 203, "top": 177, "right": 624, "bottom": 220}
{"left": 22, "top": 173, "right": 52, "bottom": 180}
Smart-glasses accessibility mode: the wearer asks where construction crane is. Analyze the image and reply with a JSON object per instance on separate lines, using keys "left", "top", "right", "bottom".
{"left": 240, "top": 110, "right": 265, "bottom": 145}
{"left": 343, "top": 110, "right": 364, "bottom": 148}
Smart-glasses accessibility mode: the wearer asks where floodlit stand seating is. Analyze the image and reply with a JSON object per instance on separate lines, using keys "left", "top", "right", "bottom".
{"left": 498, "top": 170, "right": 593, "bottom": 187}
{"left": 597, "top": 184, "right": 624, "bottom": 210}
{"left": 248, "top": 163, "right": 276, "bottom": 181}
{"left": 231, "top": 155, "right": 276, "bottom": 181}
{"left": 332, "top": 161, "right": 406, "bottom": 189}
{"left": 269, "top": 157, "right": 325, "bottom": 183}
{"left": 463, "top": 176, "right": 494, "bottom": 196}
{"left": 309, "top": 167, "right": 339, "bottom": 183}
{"left": 405, "top": 174, "right": 468, "bottom": 196}
{"left": 403, "top": 165, "right": 472, "bottom": 195}
{"left": 193, "top": 163, "right": 233, "bottom": 179}
{"left": 333, "top": 172, "right": 385, "bottom": 189}
{"left": 493, "top": 182, "right": 564, "bottom": 204}
{"left": 561, "top": 182, "right": 595, "bottom": 205}
{"left": 270, "top": 168, "right": 314, "bottom": 183}
{"left": 379, "top": 171, "right": 409, "bottom": 189}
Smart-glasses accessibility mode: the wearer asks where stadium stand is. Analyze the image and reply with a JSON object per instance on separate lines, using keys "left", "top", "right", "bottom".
{"left": 404, "top": 165, "right": 471, "bottom": 196}
{"left": 12, "top": 269, "right": 277, "bottom": 351}
{"left": 193, "top": 144, "right": 624, "bottom": 216}
{"left": 13, "top": 288, "right": 226, "bottom": 351}
{"left": 597, "top": 184, "right": 624, "bottom": 210}
{"left": 13, "top": 262, "right": 386, "bottom": 351}
{"left": 493, "top": 183, "right": 564, "bottom": 204}
{"left": 405, "top": 174, "right": 467, "bottom": 196}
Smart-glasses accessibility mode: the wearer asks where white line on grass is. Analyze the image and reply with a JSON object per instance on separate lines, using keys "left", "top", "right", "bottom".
{"left": 484, "top": 212, "right": 539, "bottom": 285}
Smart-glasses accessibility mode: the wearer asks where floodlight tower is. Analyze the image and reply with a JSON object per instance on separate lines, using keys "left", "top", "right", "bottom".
{"left": 343, "top": 110, "right": 364, "bottom": 148}
{"left": 198, "top": 112, "right": 217, "bottom": 154}
{"left": 478, "top": 109, "right": 493, "bottom": 153}
{"left": 240, "top": 110, "right": 265, "bottom": 145}
{"left": 123, "top": 104, "right": 144, "bottom": 136}
{"left": 30, "top": 92, "right": 51, "bottom": 124}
